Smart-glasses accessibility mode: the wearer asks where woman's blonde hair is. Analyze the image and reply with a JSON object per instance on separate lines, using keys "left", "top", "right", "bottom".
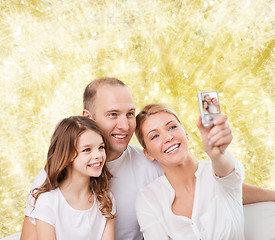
{"left": 33, "top": 116, "right": 114, "bottom": 219}
{"left": 135, "top": 103, "right": 182, "bottom": 149}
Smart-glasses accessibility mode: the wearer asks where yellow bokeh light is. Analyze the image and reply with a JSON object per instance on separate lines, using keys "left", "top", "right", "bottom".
{"left": 0, "top": 0, "right": 274, "bottom": 237}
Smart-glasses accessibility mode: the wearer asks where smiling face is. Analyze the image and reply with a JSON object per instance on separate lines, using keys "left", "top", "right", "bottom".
{"left": 72, "top": 129, "right": 106, "bottom": 178}
{"left": 90, "top": 85, "right": 136, "bottom": 161}
{"left": 211, "top": 97, "right": 219, "bottom": 106}
{"left": 204, "top": 95, "right": 212, "bottom": 105}
{"left": 203, "top": 100, "right": 208, "bottom": 110}
{"left": 141, "top": 112, "right": 190, "bottom": 168}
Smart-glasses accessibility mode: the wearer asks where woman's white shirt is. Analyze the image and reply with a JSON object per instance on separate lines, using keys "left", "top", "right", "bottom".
{"left": 136, "top": 159, "right": 245, "bottom": 240}
{"left": 30, "top": 188, "right": 115, "bottom": 240}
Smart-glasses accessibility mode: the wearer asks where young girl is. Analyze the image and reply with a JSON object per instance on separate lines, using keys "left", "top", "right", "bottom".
{"left": 30, "top": 116, "right": 115, "bottom": 240}
{"left": 135, "top": 104, "right": 245, "bottom": 239}
{"left": 202, "top": 100, "right": 209, "bottom": 114}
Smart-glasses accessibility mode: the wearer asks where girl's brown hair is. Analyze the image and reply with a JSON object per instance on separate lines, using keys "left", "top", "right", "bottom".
{"left": 135, "top": 103, "right": 182, "bottom": 149}
{"left": 33, "top": 116, "right": 114, "bottom": 219}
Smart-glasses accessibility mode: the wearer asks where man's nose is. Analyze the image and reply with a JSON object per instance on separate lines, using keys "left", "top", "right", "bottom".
{"left": 117, "top": 115, "right": 129, "bottom": 131}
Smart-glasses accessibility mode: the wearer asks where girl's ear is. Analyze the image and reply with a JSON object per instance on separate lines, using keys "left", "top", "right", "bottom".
{"left": 143, "top": 148, "right": 155, "bottom": 161}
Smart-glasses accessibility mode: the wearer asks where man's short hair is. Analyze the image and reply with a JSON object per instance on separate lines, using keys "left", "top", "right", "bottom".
{"left": 204, "top": 94, "right": 210, "bottom": 99}
{"left": 83, "top": 77, "right": 126, "bottom": 115}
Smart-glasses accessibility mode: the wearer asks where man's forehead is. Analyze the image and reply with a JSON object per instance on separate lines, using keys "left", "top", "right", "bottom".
{"left": 94, "top": 84, "right": 135, "bottom": 112}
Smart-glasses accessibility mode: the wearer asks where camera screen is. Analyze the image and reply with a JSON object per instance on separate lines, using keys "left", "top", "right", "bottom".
{"left": 200, "top": 91, "right": 220, "bottom": 115}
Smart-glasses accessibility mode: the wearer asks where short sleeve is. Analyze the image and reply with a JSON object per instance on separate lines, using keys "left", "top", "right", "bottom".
{"left": 30, "top": 192, "right": 56, "bottom": 227}
{"left": 24, "top": 169, "right": 47, "bottom": 217}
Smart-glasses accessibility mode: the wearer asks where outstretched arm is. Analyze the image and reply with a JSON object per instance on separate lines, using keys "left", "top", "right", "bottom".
{"left": 242, "top": 183, "right": 275, "bottom": 204}
{"left": 197, "top": 114, "right": 235, "bottom": 177}
{"left": 197, "top": 115, "right": 275, "bottom": 204}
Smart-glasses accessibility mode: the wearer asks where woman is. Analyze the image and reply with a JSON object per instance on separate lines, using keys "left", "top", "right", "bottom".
{"left": 211, "top": 97, "right": 220, "bottom": 113}
{"left": 135, "top": 104, "right": 244, "bottom": 239}
{"left": 31, "top": 116, "right": 115, "bottom": 240}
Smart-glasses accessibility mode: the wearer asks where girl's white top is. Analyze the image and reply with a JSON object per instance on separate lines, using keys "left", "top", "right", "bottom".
{"left": 136, "top": 159, "right": 245, "bottom": 240}
{"left": 30, "top": 188, "right": 115, "bottom": 240}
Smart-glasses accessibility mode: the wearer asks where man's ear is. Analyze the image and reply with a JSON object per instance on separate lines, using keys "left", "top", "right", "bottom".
{"left": 143, "top": 148, "right": 155, "bottom": 161}
{"left": 83, "top": 109, "right": 93, "bottom": 119}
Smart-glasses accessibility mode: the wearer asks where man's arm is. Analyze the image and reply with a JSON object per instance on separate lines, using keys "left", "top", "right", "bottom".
{"left": 20, "top": 216, "right": 36, "bottom": 240}
{"left": 242, "top": 183, "right": 275, "bottom": 204}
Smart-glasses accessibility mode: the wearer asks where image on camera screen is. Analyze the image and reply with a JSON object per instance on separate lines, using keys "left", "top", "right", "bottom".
{"left": 200, "top": 91, "right": 220, "bottom": 115}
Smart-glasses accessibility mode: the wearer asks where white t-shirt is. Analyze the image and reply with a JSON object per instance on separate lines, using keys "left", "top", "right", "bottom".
{"left": 107, "top": 145, "right": 164, "bottom": 240}
{"left": 25, "top": 145, "right": 164, "bottom": 240}
{"left": 29, "top": 188, "right": 115, "bottom": 240}
{"left": 25, "top": 168, "right": 47, "bottom": 217}
{"left": 136, "top": 160, "right": 245, "bottom": 240}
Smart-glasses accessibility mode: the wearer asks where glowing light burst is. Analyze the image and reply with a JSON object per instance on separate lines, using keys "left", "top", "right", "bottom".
{"left": 0, "top": 0, "right": 274, "bottom": 237}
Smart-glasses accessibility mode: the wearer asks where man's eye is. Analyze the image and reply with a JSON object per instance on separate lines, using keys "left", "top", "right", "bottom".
{"left": 127, "top": 112, "right": 135, "bottom": 117}
{"left": 109, "top": 113, "right": 117, "bottom": 117}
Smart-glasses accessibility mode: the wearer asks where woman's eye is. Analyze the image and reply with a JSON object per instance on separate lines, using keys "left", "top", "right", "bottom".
{"left": 151, "top": 135, "right": 159, "bottom": 140}
{"left": 169, "top": 126, "right": 177, "bottom": 131}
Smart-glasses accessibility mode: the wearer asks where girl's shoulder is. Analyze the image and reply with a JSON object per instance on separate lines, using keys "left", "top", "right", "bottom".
{"left": 36, "top": 188, "right": 59, "bottom": 204}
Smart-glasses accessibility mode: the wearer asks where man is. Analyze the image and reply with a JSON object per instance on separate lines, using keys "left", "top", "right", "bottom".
{"left": 21, "top": 77, "right": 275, "bottom": 240}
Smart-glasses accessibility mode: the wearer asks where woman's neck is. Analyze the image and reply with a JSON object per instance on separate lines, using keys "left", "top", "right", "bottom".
{"left": 164, "top": 155, "right": 198, "bottom": 190}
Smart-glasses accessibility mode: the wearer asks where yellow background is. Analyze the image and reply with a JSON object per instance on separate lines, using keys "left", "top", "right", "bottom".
{"left": 0, "top": 0, "right": 274, "bottom": 237}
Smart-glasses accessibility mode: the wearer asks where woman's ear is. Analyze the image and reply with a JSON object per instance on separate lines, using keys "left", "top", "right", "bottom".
{"left": 143, "top": 148, "right": 155, "bottom": 161}
{"left": 185, "top": 130, "right": 190, "bottom": 141}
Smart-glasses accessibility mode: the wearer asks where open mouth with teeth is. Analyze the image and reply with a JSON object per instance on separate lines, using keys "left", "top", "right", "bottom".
{"left": 88, "top": 162, "right": 102, "bottom": 168}
{"left": 164, "top": 144, "right": 180, "bottom": 153}
{"left": 112, "top": 134, "right": 128, "bottom": 140}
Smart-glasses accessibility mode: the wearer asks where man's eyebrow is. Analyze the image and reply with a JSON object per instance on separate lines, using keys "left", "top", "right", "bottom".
{"left": 105, "top": 110, "right": 120, "bottom": 113}
{"left": 105, "top": 108, "right": 136, "bottom": 113}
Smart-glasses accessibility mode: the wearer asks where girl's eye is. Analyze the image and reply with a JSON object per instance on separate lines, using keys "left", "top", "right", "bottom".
{"left": 83, "top": 148, "right": 91, "bottom": 152}
{"left": 99, "top": 145, "right": 105, "bottom": 150}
